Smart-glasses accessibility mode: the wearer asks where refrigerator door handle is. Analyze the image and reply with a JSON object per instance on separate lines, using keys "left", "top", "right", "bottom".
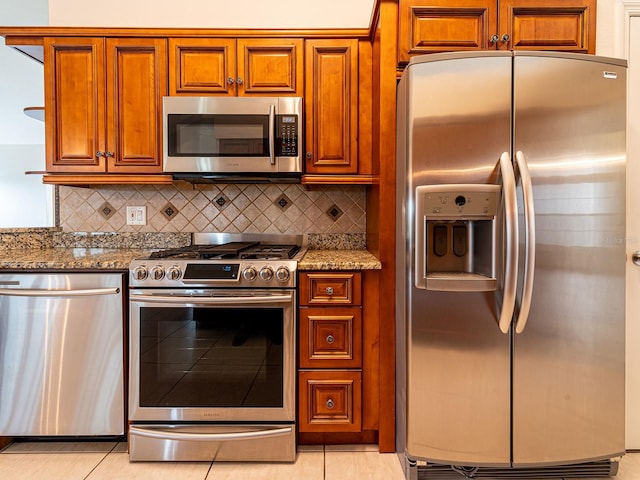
{"left": 498, "top": 151, "right": 518, "bottom": 334}
{"left": 514, "top": 150, "right": 536, "bottom": 333}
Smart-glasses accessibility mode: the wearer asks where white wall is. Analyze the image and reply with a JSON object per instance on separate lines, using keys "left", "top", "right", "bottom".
{"left": 48, "top": 0, "right": 375, "bottom": 28}
{"left": 0, "top": 0, "right": 52, "bottom": 228}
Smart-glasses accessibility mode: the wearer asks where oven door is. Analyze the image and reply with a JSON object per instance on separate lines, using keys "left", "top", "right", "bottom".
{"left": 129, "top": 289, "right": 295, "bottom": 422}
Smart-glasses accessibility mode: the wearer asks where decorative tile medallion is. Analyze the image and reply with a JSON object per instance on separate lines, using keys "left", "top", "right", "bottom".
{"left": 98, "top": 202, "right": 115, "bottom": 220}
{"left": 162, "top": 202, "right": 178, "bottom": 220}
{"left": 275, "top": 193, "right": 291, "bottom": 211}
{"left": 215, "top": 194, "right": 229, "bottom": 209}
{"left": 326, "top": 204, "right": 344, "bottom": 221}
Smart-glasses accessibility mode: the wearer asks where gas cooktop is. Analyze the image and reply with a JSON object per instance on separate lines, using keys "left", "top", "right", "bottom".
{"left": 129, "top": 234, "right": 305, "bottom": 288}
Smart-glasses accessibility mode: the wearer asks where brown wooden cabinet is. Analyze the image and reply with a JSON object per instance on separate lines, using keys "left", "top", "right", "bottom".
{"left": 304, "top": 39, "right": 359, "bottom": 176}
{"left": 168, "top": 38, "right": 303, "bottom": 96}
{"left": 398, "top": 0, "right": 596, "bottom": 65}
{"left": 43, "top": 37, "right": 167, "bottom": 175}
{"left": 298, "top": 272, "right": 363, "bottom": 434}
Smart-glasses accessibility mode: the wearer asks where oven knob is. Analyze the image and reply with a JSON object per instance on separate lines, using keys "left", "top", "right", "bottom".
{"left": 259, "top": 266, "right": 274, "bottom": 281}
{"left": 242, "top": 266, "right": 258, "bottom": 282}
{"left": 151, "top": 265, "right": 165, "bottom": 281}
{"left": 275, "top": 266, "right": 290, "bottom": 282}
{"left": 167, "top": 265, "right": 182, "bottom": 281}
{"left": 133, "top": 265, "right": 148, "bottom": 281}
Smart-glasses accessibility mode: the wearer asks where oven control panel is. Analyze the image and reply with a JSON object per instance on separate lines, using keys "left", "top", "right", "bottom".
{"left": 130, "top": 259, "right": 296, "bottom": 288}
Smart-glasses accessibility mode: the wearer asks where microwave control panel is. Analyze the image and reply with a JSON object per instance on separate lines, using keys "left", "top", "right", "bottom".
{"left": 276, "top": 115, "right": 299, "bottom": 157}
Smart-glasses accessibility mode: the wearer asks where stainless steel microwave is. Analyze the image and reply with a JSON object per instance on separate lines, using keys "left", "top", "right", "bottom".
{"left": 163, "top": 96, "right": 302, "bottom": 181}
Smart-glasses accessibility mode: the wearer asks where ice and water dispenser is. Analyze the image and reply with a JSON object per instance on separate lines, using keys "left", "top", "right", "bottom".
{"left": 415, "top": 184, "right": 501, "bottom": 292}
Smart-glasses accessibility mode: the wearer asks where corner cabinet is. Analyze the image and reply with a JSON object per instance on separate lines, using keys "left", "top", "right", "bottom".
{"left": 168, "top": 38, "right": 303, "bottom": 96}
{"left": 43, "top": 37, "right": 168, "bottom": 175}
{"left": 398, "top": 0, "right": 597, "bottom": 65}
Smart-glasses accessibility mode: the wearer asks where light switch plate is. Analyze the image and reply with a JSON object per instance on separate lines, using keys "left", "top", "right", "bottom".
{"left": 126, "top": 206, "right": 146, "bottom": 225}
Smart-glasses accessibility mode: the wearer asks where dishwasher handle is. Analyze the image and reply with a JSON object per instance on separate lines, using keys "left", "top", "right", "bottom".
{"left": 130, "top": 293, "right": 293, "bottom": 305}
{"left": 0, "top": 287, "right": 120, "bottom": 297}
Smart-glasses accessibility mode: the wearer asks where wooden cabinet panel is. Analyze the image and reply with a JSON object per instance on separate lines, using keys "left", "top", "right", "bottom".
{"left": 237, "top": 38, "right": 303, "bottom": 95}
{"left": 500, "top": 0, "right": 595, "bottom": 53}
{"left": 299, "top": 272, "right": 362, "bottom": 306}
{"left": 169, "top": 38, "right": 235, "bottom": 95}
{"left": 299, "top": 307, "right": 362, "bottom": 369}
{"left": 169, "top": 38, "right": 302, "bottom": 96}
{"left": 304, "top": 39, "right": 358, "bottom": 174}
{"left": 398, "top": 0, "right": 596, "bottom": 65}
{"left": 44, "top": 37, "right": 106, "bottom": 172}
{"left": 44, "top": 37, "right": 166, "bottom": 174}
{"left": 106, "top": 38, "right": 166, "bottom": 172}
{"left": 298, "top": 370, "right": 362, "bottom": 433}
{"left": 398, "top": 0, "right": 496, "bottom": 62}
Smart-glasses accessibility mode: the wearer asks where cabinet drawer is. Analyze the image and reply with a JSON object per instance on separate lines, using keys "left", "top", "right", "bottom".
{"left": 299, "top": 272, "right": 362, "bottom": 306}
{"left": 298, "top": 370, "right": 362, "bottom": 432}
{"left": 299, "top": 307, "right": 362, "bottom": 369}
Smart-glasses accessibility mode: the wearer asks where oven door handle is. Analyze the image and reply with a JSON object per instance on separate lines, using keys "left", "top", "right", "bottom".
{"left": 130, "top": 293, "right": 293, "bottom": 305}
{"left": 129, "top": 425, "right": 293, "bottom": 442}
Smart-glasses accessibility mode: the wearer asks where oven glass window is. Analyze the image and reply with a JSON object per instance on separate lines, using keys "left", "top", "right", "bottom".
{"left": 139, "top": 306, "right": 283, "bottom": 408}
{"left": 168, "top": 114, "right": 269, "bottom": 157}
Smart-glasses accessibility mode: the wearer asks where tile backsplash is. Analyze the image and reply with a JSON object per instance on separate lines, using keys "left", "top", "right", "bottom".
{"left": 59, "top": 182, "right": 366, "bottom": 235}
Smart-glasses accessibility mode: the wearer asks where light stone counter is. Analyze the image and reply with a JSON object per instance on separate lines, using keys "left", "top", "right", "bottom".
{"left": 0, "top": 247, "right": 152, "bottom": 270}
{"left": 297, "top": 249, "right": 381, "bottom": 271}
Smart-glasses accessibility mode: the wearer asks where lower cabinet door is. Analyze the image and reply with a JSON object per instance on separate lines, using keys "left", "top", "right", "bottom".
{"left": 298, "top": 370, "right": 362, "bottom": 433}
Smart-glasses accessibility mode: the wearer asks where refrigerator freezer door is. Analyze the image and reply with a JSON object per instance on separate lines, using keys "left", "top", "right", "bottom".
{"left": 512, "top": 53, "right": 626, "bottom": 465}
{"left": 399, "top": 52, "right": 513, "bottom": 466}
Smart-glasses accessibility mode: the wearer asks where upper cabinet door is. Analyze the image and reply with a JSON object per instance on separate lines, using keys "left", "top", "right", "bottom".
{"left": 44, "top": 37, "right": 106, "bottom": 172}
{"left": 499, "top": 0, "right": 596, "bottom": 53}
{"left": 304, "top": 39, "right": 359, "bottom": 175}
{"left": 105, "top": 38, "right": 167, "bottom": 173}
{"left": 398, "top": 0, "right": 497, "bottom": 64}
{"left": 169, "top": 38, "right": 302, "bottom": 96}
{"left": 169, "top": 38, "right": 236, "bottom": 95}
{"left": 236, "top": 38, "right": 303, "bottom": 96}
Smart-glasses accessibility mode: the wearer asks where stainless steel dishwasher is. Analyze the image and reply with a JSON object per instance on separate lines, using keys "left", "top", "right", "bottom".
{"left": 0, "top": 272, "right": 125, "bottom": 436}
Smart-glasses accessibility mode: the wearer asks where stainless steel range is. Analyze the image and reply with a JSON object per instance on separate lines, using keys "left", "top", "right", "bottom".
{"left": 128, "top": 234, "right": 304, "bottom": 462}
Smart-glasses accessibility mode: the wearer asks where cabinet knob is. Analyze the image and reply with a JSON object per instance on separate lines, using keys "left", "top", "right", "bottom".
{"left": 326, "top": 334, "right": 335, "bottom": 344}
{"left": 105, "top": 151, "right": 114, "bottom": 158}
{"left": 490, "top": 34, "right": 500, "bottom": 44}
{"left": 306, "top": 152, "right": 313, "bottom": 159}
{"left": 325, "top": 286, "right": 334, "bottom": 296}
{"left": 326, "top": 398, "right": 334, "bottom": 409}
{"left": 96, "top": 151, "right": 104, "bottom": 157}
{"left": 227, "top": 77, "right": 235, "bottom": 85}
{"left": 501, "top": 33, "right": 510, "bottom": 43}
{"left": 236, "top": 77, "right": 244, "bottom": 85}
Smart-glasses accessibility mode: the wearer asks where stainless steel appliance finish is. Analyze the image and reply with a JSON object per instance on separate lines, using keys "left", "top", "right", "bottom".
{"left": 128, "top": 234, "right": 299, "bottom": 462}
{"left": 0, "top": 273, "right": 125, "bottom": 436}
{"left": 163, "top": 96, "right": 302, "bottom": 179}
{"left": 396, "top": 51, "right": 626, "bottom": 476}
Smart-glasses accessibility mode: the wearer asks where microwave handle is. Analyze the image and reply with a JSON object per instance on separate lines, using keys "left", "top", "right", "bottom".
{"left": 269, "top": 104, "right": 276, "bottom": 165}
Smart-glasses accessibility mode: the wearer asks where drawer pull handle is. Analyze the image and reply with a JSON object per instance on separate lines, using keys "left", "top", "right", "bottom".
{"left": 326, "top": 334, "right": 335, "bottom": 344}
{"left": 325, "top": 286, "right": 334, "bottom": 296}
{"left": 326, "top": 399, "right": 334, "bottom": 409}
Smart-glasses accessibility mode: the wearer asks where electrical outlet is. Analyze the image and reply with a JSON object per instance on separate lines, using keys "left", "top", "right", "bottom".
{"left": 126, "top": 206, "right": 147, "bottom": 225}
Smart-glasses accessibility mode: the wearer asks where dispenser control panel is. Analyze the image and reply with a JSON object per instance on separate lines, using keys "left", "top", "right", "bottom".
{"left": 419, "top": 184, "right": 501, "bottom": 219}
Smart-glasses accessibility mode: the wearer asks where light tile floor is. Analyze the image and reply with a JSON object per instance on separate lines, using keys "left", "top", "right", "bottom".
{"left": 0, "top": 441, "right": 639, "bottom": 480}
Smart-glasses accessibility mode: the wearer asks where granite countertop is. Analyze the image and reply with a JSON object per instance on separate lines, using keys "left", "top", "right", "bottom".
{"left": 0, "top": 229, "right": 382, "bottom": 271}
{"left": 0, "top": 247, "right": 152, "bottom": 270}
{"left": 297, "top": 249, "right": 381, "bottom": 270}
{"left": 0, "top": 247, "right": 381, "bottom": 271}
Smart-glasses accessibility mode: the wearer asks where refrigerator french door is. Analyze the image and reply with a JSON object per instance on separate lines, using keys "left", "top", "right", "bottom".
{"left": 396, "top": 51, "right": 626, "bottom": 476}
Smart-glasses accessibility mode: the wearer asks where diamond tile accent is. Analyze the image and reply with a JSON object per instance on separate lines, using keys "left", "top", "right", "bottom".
{"left": 98, "top": 202, "right": 115, "bottom": 220}
{"left": 214, "top": 194, "right": 229, "bottom": 209}
{"left": 326, "top": 204, "right": 344, "bottom": 221}
{"left": 161, "top": 202, "right": 178, "bottom": 220}
{"left": 275, "top": 193, "right": 292, "bottom": 211}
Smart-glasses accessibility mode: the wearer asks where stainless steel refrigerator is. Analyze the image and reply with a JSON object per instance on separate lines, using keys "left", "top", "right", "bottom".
{"left": 395, "top": 51, "right": 627, "bottom": 479}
